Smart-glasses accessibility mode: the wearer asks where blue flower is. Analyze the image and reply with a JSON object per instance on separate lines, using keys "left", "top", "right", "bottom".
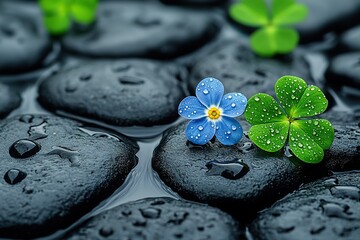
{"left": 178, "top": 77, "right": 247, "bottom": 145}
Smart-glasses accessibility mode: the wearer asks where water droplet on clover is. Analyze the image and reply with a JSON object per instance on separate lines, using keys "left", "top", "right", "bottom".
{"left": 254, "top": 97, "right": 260, "bottom": 102}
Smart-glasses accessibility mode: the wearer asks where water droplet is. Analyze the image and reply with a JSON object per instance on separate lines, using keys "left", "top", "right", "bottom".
{"left": 314, "top": 120, "right": 319, "bottom": 126}
{"left": 186, "top": 140, "right": 208, "bottom": 149}
{"left": 65, "top": 80, "right": 78, "bottom": 92}
{"left": 203, "top": 89, "right": 209, "bottom": 95}
{"left": 198, "top": 126, "right": 204, "bottom": 131}
{"left": 266, "top": 140, "right": 271, "bottom": 145}
{"left": 9, "top": 139, "right": 41, "bottom": 159}
{"left": 323, "top": 177, "right": 338, "bottom": 187}
{"left": 168, "top": 211, "right": 189, "bottom": 225}
{"left": 254, "top": 97, "right": 260, "bottom": 102}
{"left": 4, "top": 169, "right": 27, "bottom": 185}
{"left": 298, "top": 143, "right": 303, "bottom": 148}
{"left": 310, "top": 225, "right": 326, "bottom": 235}
{"left": 19, "top": 115, "right": 34, "bottom": 123}
{"left": 47, "top": 146, "right": 79, "bottom": 166}
{"left": 99, "top": 227, "right": 114, "bottom": 237}
{"left": 112, "top": 63, "right": 130, "bottom": 72}
{"left": 118, "top": 76, "right": 145, "bottom": 85}
{"left": 330, "top": 186, "right": 360, "bottom": 201}
{"left": 132, "top": 219, "right": 147, "bottom": 227}
{"left": 320, "top": 200, "right": 353, "bottom": 219}
{"left": 79, "top": 73, "right": 92, "bottom": 81}
{"left": 78, "top": 128, "right": 121, "bottom": 142}
{"left": 140, "top": 207, "right": 161, "bottom": 219}
{"left": 231, "top": 103, "right": 236, "bottom": 108}
{"left": 237, "top": 142, "right": 253, "bottom": 153}
{"left": 206, "top": 158, "right": 249, "bottom": 180}
{"left": 23, "top": 185, "right": 34, "bottom": 194}
{"left": 28, "top": 121, "right": 48, "bottom": 140}
{"left": 284, "top": 146, "right": 293, "bottom": 157}
{"left": 231, "top": 125, "right": 237, "bottom": 131}
{"left": 291, "top": 95, "right": 296, "bottom": 100}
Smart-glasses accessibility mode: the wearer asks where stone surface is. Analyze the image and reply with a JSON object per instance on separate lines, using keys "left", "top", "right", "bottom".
{"left": 63, "top": 1, "right": 220, "bottom": 58}
{"left": 0, "top": 2, "right": 51, "bottom": 74}
{"left": 320, "top": 109, "right": 360, "bottom": 126}
{"left": 0, "top": 83, "right": 21, "bottom": 118}
{"left": 326, "top": 52, "right": 360, "bottom": 89}
{"left": 296, "top": 0, "right": 360, "bottom": 43}
{"left": 65, "top": 197, "right": 241, "bottom": 240}
{"left": 249, "top": 172, "right": 360, "bottom": 240}
{"left": 161, "top": 0, "right": 227, "bottom": 5}
{"left": 323, "top": 124, "right": 360, "bottom": 172}
{"left": 38, "top": 60, "right": 186, "bottom": 126}
{"left": 0, "top": 115, "right": 138, "bottom": 238}
{"left": 340, "top": 25, "right": 360, "bottom": 52}
{"left": 152, "top": 121, "right": 322, "bottom": 218}
{"left": 189, "top": 41, "right": 314, "bottom": 100}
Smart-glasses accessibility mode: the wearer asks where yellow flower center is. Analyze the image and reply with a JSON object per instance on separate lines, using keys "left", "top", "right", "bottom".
{"left": 207, "top": 107, "right": 221, "bottom": 120}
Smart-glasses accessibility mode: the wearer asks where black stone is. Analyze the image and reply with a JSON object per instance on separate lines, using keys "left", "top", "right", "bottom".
{"left": 63, "top": 1, "right": 220, "bottom": 59}
{"left": 249, "top": 172, "right": 360, "bottom": 240}
{"left": 323, "top": 124, "right": 360, "bottom": 172}
{"left": 340, "top": 25, "right": 360, "bottom": 52}
{"left": 0, "top": 115, "right": 138, "bottom": 238}
{"left": 161, "top": 0, "right": 227, "bottom": 6}
{"left": 38, "top": 60, "right": 186, "bottom": 126}
{"left": 0, "top": 83, "right": 21, "bottom": 118}
{"left": 326, "top": 52, "right": 360, "bottom": 89}
{"left": 296, "top": 0, "right": 360, "bottom": 43}
{"left": 152, "top": 122, "right": 322, "bottom": 219}
{"left": 0, "top": 2, "right": 51, "bottom": 74}
{"left": 65, "top": 197, "right": 241, "bottom": 240}
{"left": 189, "top": 41, "right": 314, "bottom": 100}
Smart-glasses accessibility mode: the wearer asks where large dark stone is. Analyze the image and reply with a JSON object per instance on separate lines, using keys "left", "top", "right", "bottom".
{"left": 0, "top": 115, "right": 138, "bottom": 238}
{"left": 326, "top": 52, "right": 360, "bottom": 89}
{"left": 161, "top": 0, "right": 227, "bottom": 6}
{"left": 296, "top": 0, "right": 360, "bottom": 43}
{"left": 63, "top": 1, "right": 220, "bottom": 59}
{"left": 249, "top": 172, "right": 360, "bottom": 240}
{"left": 0, "top": 83, "right": 21, "bottom": 118}
{"left": 65, "top": 197, "right": 241, "bottom": 240}
{"left": 0, "top": 1, "right": 51, "bottom": 74}
{"left": 340, "top": 25, "right": 360, "bottom": 52}
{"left": 38, "top": 60, "right": 186, "bottom": 126}
{"left": 152, "top": 121, "right": 323, "bottom": 219}
{"left": 189, "top": 41, "right": 314, "bottom": 100}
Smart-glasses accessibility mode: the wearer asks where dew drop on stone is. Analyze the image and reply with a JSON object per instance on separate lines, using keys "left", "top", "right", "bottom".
{"left": 79, "top": 73, "right": 92, "bottom": 81}
{"left": 9, "top": 139, "right": 41, "bottom": 159}
{"left": 19, "top": 115, "right": 34, "bottom": 123}
{"left": 168, "top": 211, "right": 189, "bottom": 225}
{"left": 4, "top": 169, "right": 27, "bottom": 185}
{"left": 206, "top": 158, "right": 249, "bottom": 180}
{"left": 99, "top": 227, "right": 114, "bottom": 237}
{"left": 198, "top": 126, "right": 204, "bottom": 131}
{"left": 140, "top": 207, "right": 161, "bottom": 219}
{"left": 284, "top": 146, "right": 293, "bottom": 157}
{"left": 203, "top": 89, "right": 209, "bottom": 95}
{"left": 112, "top": 63, "right": 130, "bottom": 72}
{"left": 238, "top": 142, "right": 253, "bottom": 153}
{"left": 47, "top": 146, "right": 79, "bottom": 166}
{"left": 320, "top": 200, "right": 353, "bottom": 219}
{"left": 330, "top": 185, "right": 360, "bottom": 201}
{"left": 28, "top": 121, "right": 48, "bottom": 140}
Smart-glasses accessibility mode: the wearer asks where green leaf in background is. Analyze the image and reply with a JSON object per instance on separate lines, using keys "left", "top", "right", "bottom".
{"left": 229, "top": 0, "right": 269, "bottom": 27}
{"left": 71, "top": 0, "right": 98, "bottom": 25}
{"left": 39, "top": 0, "right": 70, "bottom": 35}
{"left": 245, "top": 76, "right": 335, "bottom": 164}
{"left": 250, "top": 26, "right": 299, "bottom": 57}
{"left": 39, "top": 0, "right": 98, "bottom": 35}
{"left": 272, "top": 0, "right": 308, "bottom": 25}
{"left": 229, "top": 0, "right": 308, "bottom": 57}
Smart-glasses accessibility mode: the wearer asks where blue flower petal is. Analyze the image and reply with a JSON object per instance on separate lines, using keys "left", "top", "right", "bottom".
{"left": 220, "top": 93, "right": 247, "bottom": 117}
{"left": 195, "top": 77, "right": 224, "bottom": 108}
{"left": 178, "top": 96, "right": 207, "bottom": 119}
{"left": 215, "top": 117, "right": 243, "bottom": 145}
{"left": 186, "top": 118, "right": 216, "bottom": 145}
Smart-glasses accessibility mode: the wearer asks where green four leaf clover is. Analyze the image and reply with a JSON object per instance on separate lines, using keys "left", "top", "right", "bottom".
{"left": 229, "top": 0, "right": 308, "bottom": 57}
{"left": 244, "top": 76, "right": 334, "bottom": 164}
{"left": 39, "top": 0, "right": 98, "bottom": 35}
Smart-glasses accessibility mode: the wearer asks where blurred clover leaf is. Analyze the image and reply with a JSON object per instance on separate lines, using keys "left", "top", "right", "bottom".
{"left": 244, "top": 76, "right": 334, "bottom": 164}
{"left": 39, "top": 0, "right": 98, "bottom": 35}
{"left": 229, "top": 0, "right": 308, "bottom": 57}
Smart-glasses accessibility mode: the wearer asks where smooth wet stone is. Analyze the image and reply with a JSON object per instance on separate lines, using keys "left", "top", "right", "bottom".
{"left": 296, "top": 0, "right": 360, "bottom": 43}
{"left": 323, "top": 124, "right": 360, "bottom": 172}
{"left": 0, "top": 2, "right": 51, "bottom": 74}
{"left": 320, "top": 109, "right": 360, "bottom": 126}
{"left": 38, "top": 60, "right": 186, "bottom": 126}
{"left": 189, "top": 41, "right": 314, "bottom": 100}
{"left": 249, "top": 172, "right": 360, "bottom": 240}
{"left": 340, "top": 25, "right": 360, "bottom": 52}
{"left": 0, "top": 115, "right": 138, "bottom": 238}
{"left": 0, "top": 83, "right": 21, "bottom": 118}
{"left": 152, "top": 122, "right": 322, "bottom": 218}
{"left": 65, "top": 197, "right": 241, "bottom": 240}
{"left": 63, "top": 1, "right": 220, "bottom": 58}
{"left": 326, "top": 52, "right": 360, "bottom": 89}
